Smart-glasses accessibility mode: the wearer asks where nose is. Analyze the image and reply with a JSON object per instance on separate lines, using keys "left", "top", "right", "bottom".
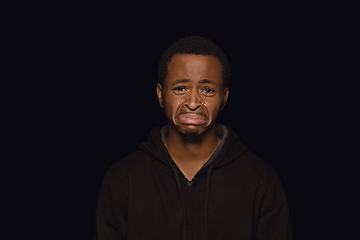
{"left": 183, "top": 90, "right": 203, "bottom": 111}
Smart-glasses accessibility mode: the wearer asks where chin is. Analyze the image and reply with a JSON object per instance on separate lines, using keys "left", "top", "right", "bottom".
{"left": 175, "top": 123, "right": 211, "bottom": 140}
{"left": 176, "top": 128, "right": 202, "bottom": 140}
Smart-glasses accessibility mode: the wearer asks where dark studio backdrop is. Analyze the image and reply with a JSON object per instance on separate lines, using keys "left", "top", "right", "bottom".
{"left": 30, "top": 4, "right": 357, "bottom": 240}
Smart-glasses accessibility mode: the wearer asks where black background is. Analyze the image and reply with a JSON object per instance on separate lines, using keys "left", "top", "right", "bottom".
{"left": 18, "top": 3, "right": 357, "bottom": 240}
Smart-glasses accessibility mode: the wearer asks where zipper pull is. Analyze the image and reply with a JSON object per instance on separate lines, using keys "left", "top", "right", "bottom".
{"left": 188, "top": 180, "right": 193, "bottom": 187}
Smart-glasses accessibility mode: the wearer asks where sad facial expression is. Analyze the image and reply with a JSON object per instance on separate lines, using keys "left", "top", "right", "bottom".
{"left": 157, "top": 54, "right": 229, "bottom": 139}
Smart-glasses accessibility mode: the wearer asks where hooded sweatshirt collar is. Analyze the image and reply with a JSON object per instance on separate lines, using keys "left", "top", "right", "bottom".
{"left": 160, "top": 124, "right": 229, "bottom": 170}
{"left": 138, "top": 124, "right": 247, "bottom": 177}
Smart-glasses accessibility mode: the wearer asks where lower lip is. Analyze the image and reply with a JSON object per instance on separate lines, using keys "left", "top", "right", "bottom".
{"left": 177, "top": 116, "right": 207, "bottom": 125}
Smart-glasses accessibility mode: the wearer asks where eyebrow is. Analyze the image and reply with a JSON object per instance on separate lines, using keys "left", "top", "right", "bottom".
{"left": 171, "top": 79, "right": 190, "bottom": 85}
{"left": 199, "top": 79, "right": 217, "bottom": 85}
{"left": 171, "top": 78, "right": 217, "bottom": 85}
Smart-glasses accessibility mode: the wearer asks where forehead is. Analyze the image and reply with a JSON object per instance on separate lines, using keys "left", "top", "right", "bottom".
{"left": 166, "top": 54, "right": 223, "bottom": 85}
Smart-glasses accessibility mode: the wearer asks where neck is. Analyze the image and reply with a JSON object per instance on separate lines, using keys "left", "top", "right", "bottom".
{"left": 165, "top": 124, "right": 220, "bottom": 180}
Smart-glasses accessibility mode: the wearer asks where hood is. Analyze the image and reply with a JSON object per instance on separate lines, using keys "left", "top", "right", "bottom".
{"left": 138, "top": 124, "right": 248, "bottom": 177}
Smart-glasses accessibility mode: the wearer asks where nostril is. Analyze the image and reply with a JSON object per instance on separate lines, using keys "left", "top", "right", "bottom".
{"left": 183, "top": 94, "right": 203, "bottom": 111}
{"left": 184, "top": 104, "right": 202, "bottom": 111}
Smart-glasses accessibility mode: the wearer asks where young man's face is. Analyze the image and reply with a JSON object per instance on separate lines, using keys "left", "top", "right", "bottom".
{"left": 157, "top": 54, "right": 229, "bottom": 139}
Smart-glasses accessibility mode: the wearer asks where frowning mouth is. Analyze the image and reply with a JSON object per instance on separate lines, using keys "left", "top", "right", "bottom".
{"left": 176, "top": 113, "right": 207, "bottom": 125}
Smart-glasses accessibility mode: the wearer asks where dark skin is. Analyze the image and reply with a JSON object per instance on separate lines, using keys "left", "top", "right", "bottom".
{"left": 157, "top": 54, "right": 229, "bottom": 181}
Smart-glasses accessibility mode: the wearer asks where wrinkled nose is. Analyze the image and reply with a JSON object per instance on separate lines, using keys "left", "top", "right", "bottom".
{"left": 184, "top": 90, "right": 202, "bottom": 111}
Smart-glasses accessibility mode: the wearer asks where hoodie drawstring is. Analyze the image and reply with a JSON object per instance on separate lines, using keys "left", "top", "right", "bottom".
{"left": 205, "top": 166, "right": 212, "bottom": 240}
{"left": 172, "top": 164, "right": 187, "bottom": 240}
{"left": 172, "top": 164, "right": 213, "bottom": 240}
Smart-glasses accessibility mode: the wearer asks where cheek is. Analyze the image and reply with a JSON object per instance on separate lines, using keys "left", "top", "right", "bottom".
{"left": 163, "top": 94, "right": 184, "bottom": 116}
{"left": 203, "top": 101, "right": 222, "bottom": 125}
{"left": 203, "top": 97, "right": 223, "bottom": 116}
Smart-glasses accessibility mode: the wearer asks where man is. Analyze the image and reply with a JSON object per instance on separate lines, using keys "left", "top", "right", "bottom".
{"left": 94, "top": 36, "right": 292, "bottom": 240}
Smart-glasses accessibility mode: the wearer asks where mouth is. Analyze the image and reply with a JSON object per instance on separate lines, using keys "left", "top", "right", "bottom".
{"left": 176, "top": 113, "right": 207, "bottom": 126}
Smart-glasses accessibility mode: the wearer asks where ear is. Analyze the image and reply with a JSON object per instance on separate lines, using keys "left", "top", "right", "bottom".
{"left": 221, "top": 87, "right": 229, "bottom": 110}
{"left": 156, "top": 83, "right": 164, "bottom": 108}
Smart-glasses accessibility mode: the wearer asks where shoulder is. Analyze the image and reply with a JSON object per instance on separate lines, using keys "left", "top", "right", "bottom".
{"left": 106, "top": 150, "right": 151, "bottom": 177}
{"left": 99, "top": 150, "right": 153, "bottom": 192}
{"left": 240, "top": 151, "right": 275, "bottom": 174}
{"left": 230, "top": 150, "right": 278, "bottom": 185}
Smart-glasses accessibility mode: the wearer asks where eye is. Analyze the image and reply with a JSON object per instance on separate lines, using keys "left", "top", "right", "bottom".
{"left": 202, "top": 87, "right": 215, "bottom": 95}
{"left": 173, "top": 86, "right": 187, "bottom": 94}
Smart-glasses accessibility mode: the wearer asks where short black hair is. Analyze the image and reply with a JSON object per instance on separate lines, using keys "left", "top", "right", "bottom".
{"left": 157, "top": 36, "right": 231, "bottom": 89}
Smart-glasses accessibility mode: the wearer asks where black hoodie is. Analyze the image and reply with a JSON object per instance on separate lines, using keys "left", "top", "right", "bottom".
{"left": 94, "top": 125, "right": 292, "bottom": 240}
